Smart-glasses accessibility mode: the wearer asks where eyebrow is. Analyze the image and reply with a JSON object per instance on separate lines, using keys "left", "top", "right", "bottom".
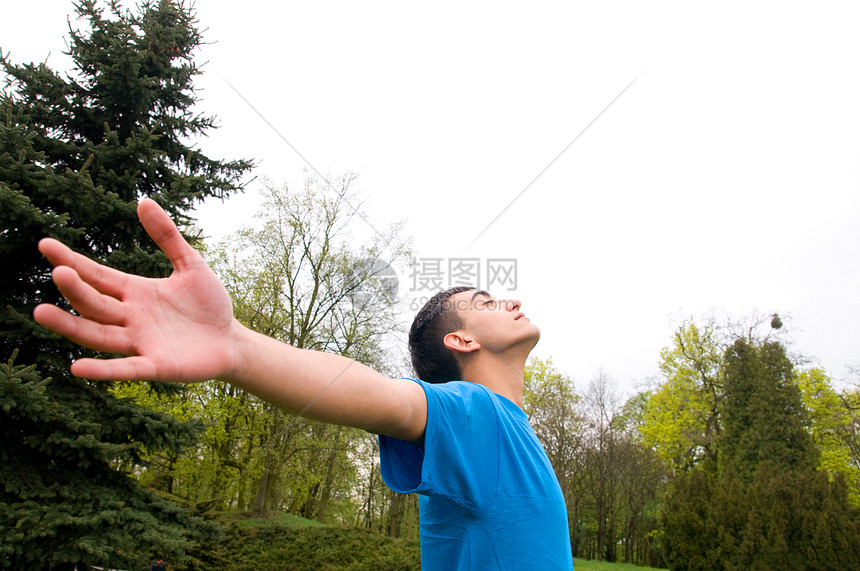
{"left": 470, "top": 290, "right": 492, "bottom": 301}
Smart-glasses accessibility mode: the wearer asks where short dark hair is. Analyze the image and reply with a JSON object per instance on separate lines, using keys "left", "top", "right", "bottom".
{"left": 408, "top": 286, "right": 475, "bottom": 383}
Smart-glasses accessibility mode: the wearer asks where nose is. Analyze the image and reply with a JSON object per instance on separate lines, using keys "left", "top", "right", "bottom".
{"left": 505, "top": 298, "right": 521, "bottom": 312}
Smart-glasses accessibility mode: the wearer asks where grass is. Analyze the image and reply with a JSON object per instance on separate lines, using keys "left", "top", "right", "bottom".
{"left": 221, "top": 510, "right": 326, "bottom": 530}
{"left": 573, "top": 558, "right": 664, "bottom": 570}
{"left": 200, "top": 512, "right": 665, "bottom": 571}
{"left": 198, "top": 511, "right": 421, "bottom": 570}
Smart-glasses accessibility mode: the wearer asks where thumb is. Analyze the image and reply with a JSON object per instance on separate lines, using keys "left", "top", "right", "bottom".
{"left": 137, "top": 199, "right": 200, "bottom": 271}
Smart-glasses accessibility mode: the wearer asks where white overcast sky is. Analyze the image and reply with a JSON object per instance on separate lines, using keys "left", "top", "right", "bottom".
{"left": 4, "top": 1, "right": 860, "bottom": 395}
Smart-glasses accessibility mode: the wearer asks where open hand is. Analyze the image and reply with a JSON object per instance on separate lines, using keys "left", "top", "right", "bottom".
{"left": 33, "top": 199, "right": 238, "bottom": 382}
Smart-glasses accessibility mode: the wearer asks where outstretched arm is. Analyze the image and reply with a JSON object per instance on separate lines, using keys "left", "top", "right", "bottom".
{"left": 33, "top": 199, "right": 426, "bottom": 441}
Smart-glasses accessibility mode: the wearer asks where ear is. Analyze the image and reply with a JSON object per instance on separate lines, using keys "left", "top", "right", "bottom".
{"left": 443, "top": 331, "right": 482, "bottom": 354}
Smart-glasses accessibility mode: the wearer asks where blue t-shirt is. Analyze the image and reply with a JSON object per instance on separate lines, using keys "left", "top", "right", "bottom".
{"left": 379, "top": 379, "right": 574, "bottom": 570}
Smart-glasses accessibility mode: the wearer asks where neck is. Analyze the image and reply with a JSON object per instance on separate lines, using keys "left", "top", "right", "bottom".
{"left": 459, "top": 350, "right": 528, "bottom": 407}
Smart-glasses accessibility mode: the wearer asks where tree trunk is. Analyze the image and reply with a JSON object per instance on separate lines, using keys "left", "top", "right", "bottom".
{"left": 253, "top": 457, "right": 274, "bottom": 515}
{"left": 314, "top": 428, "right": 343, "bottom": 521}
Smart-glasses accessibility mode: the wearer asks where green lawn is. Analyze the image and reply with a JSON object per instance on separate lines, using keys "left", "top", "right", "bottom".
{"left": 573, "top": 558, "right": 663, "bottom": 570}
{"left": 224, "top": 510, "right": 326, "bottom": 530}
{"left": 208, "top": 512, "right": 666, "bottom": 571}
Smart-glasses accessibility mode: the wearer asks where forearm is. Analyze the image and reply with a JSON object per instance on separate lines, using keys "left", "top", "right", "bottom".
{"left": 33, "top": 203, "right": 426, "bottom": 439}
{"left": 224, "top": 322, "right": 426, "bottom": 440}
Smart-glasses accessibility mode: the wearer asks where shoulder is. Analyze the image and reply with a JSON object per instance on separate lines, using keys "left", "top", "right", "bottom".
{"left": 416, "top": 380, "right": 502, "bottom": 434}
{"left": 417, "top": 378, "right": 492, "bottom": 396}
{"left": 418, "top": 379, "right": 496, "bottom": 407}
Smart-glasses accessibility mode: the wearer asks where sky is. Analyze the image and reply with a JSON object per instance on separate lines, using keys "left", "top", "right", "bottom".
{"left": 4, "top": 1, "right": 860, "bottom": 396}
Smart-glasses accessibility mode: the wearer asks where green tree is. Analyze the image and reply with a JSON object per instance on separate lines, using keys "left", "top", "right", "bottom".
{"left": 797, "top": 368, "right": 860, "bottom": 503}
{"left": 111, "top": 379, "right": 262, "bottom": 508}
{"left": 720, "top": 339, "right": 817, "bottom": 484}
{"left": 0, "top": 1, "right": 252, "bottom": 567}
{"left": 523, "top": 361, "right": 665, "bottom": 566}
{"left": 210, "top": 175, "right": 410, "bottom": 519}
{"left": 640, "top": 319, "right": 725, "bottom": 472}
{"left": 844, "top": 381, "right": 860, "bottom": 497}
{"left": 641, "top": 314, "right": 788, "bottom": 475}
{"left": 523, "top": 357, "right": 586, "bottom": 555}
{"left": 661, "top": 466, "right": 721, "bottom": 571}
{"left": 615, "top": 392, "right": 668, "bottom": 568}
{"left": 580, "top": 372, "right": 666, "bottom": 565}
{"left": 662, "top": 336, "right": 860, "bottom": 570}
{"left": 117, "top": 175, "right": 413, "bottom": 525}
{"left": 737, "top": 464, "right": 860, "bottom": 570}
{"left": 581, "top": 372, "right": 626, "bottom": 562}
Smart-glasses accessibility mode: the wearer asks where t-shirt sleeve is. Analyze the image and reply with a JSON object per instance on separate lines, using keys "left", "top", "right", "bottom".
{"left": 379, "top": 380, "right": 500, "bottom": 512}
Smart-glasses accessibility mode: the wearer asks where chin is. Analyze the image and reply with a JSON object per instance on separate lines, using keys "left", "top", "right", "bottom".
{"left": 526, "top": 326, "right": 541, "bottom": 349}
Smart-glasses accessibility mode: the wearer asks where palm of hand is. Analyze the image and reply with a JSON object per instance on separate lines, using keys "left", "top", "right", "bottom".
{"left": 34, "top": 200, "right": 237, "bottom": 382}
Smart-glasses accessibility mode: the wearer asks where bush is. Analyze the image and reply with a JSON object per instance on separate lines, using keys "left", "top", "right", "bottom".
{"left": 201, "top": 514, "right": 420, "bottom": 571}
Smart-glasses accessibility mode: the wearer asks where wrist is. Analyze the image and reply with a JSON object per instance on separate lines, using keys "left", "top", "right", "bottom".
{"left": 218, "top": 318, "right": 257, "bottom": 383}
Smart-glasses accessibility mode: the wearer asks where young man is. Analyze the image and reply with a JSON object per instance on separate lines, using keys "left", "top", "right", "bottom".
{"left": 34, "top": 199, "right": 574, "bottom": 570}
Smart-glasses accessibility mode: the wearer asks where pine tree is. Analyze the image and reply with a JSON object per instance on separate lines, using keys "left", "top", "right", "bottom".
{"left": 720, "top": 339, "right": 818, "bottom": 485}
{"left": 661, "top": 467, "right": 714, "bottom": 571}
{"left": 0, "top": 0, "right": 253, "bottom": 567}
{"left": 662, "top": 336, "right": 860, "bottom": 569}
{"left": 738, "top": 464, "right": 860, "bottom": 569}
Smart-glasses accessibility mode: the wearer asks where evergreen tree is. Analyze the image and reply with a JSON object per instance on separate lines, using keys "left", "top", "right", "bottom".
{"left": 661, "top": 467, "right": 716, "bottom": 571}
{"left": 720, "top": 339, "right": 817, "bottom": 485}
{"left": 662, "top": 337, "right": 860, "bottom": 570}
{"left": 0, "top": 0, "right": 252, "bottom": 567}
{"left": 738, "top": 463, "right": 860, "bottom": 570}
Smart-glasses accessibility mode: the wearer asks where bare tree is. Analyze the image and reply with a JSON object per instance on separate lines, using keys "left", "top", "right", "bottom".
{"left": 205, "top": 174, "right": 412, "bottom": 516}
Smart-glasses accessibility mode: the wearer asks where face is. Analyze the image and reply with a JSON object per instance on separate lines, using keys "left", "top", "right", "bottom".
{"left": 447, "top": 289, "right": 541, "bottom": 355}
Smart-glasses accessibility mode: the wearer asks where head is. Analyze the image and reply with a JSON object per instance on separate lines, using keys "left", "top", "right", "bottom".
{"left": 409, "top": 286, "right": 540, "bottom": 383}
{"left": 408, "top": 286, "right": 474, "bottom": 383}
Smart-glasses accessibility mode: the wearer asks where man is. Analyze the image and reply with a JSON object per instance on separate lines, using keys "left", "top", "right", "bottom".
{"left": 34, "top": 199, "right": 574, "bottom": 570}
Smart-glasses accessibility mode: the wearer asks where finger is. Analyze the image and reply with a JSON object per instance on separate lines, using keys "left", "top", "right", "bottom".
{"left": 33, "top": 303, "right": 132, "bottom": 355}
{"left": 37, "top": 237, "right": 71, "bottom": 266}
{"left": 70, "top": 356, "right": 160, "bottom": 382}
{"left": 137, "top": 199, "right": 202, "bottom": 272}
{"left": 39, "top": 238, "right": 129, "bottom": 299}
{"left": 51, "top": 265, "right": 126, "bottom": 325}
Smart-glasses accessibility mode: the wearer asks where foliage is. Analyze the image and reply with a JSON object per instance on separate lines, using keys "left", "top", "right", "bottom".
{"left": 658, "top": 330, "right": 860, "bottom": 570}
{"left": 662, "top": 463, "right": 860, "bottom": 570}
{"left": 525, "top": 360, "right": 665, "bottom": 568}
{"left": 572, "top": 557, "right": 665, "bottom": 570}
{"left": 640, "top": 319, "right": 724, "bottom": 472}
{"left": 111, "top": 380, "right": 263, "bottom": 506}
{"left": 739, "top": 465, "right": 860, "bottom": 569}
{"left": 212, "top": 175, "right": 409, "bottom": 361}
{"left": 201, "top": 175, "right": 411, "bottom": 519}
{"left": 202, "top": 512, "right": 420, "bottom": 571}
{"left": 112, "top": 174, "right": 417, "bottom": 537}
{"left": 640, "top": 314, "right": 793, "bottom": 475}
{"left": 0, "top": 352, "right": 221, "bottom": 569}
{"left": 349, "top": 437, "right": 420, "bottom": 540}
{"left": 579, "top": 373, "right": 666, "bottom": 566}
{"left": 0, "top": 0, "right": 251, "bottom": 567}
{"left": 524, "top": 359, "right": 585, "bottom": 551}
{"left": 720, "top": 339, "right": 817, "bottom": 484}
{"left": 523, "top": 356, "right": 584, "bottom": 485}
{"left": 796, "top": 368, "right": 860, "bottom": 503}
